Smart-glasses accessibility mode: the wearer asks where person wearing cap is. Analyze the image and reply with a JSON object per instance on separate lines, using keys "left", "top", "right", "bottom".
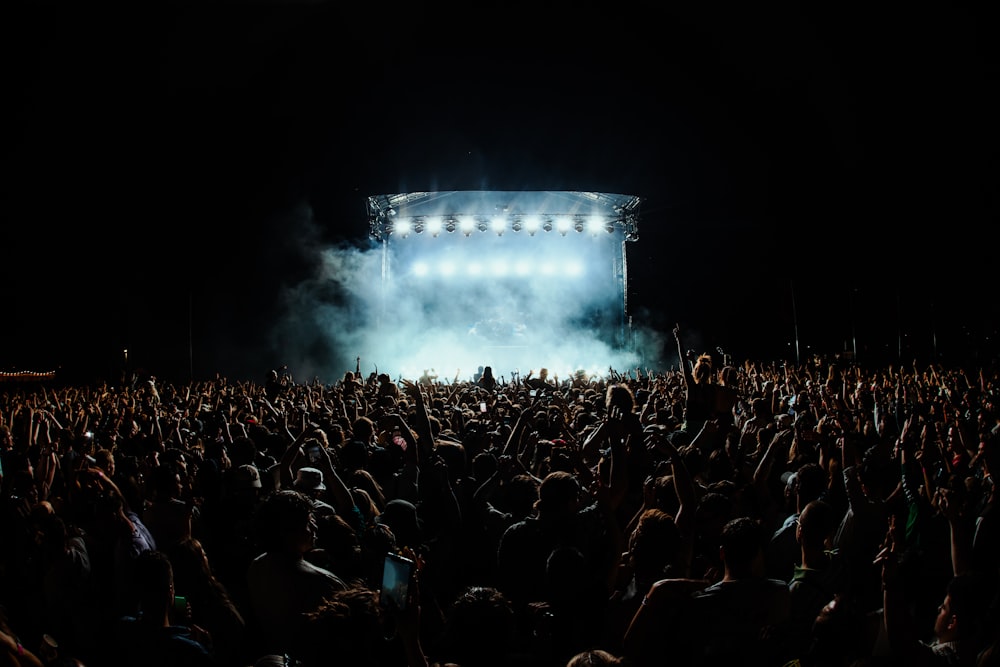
{"left": 292, "top": 467, "right": 336, "bottom": 518}
{"left": 276, "top": 426, "right": 357, "bottom": 520}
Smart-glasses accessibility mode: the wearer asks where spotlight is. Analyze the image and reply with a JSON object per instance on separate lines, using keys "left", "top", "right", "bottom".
{"left": 426, "top": 217, "right": 443, "bottom": 236}
{"left": 394, "top": 219, "right": 412, "bottom": 237}
{"left": 524, "top": 216, "right": 540, "bottom": 235}
{"left": 445, "top": 218, "right": 457, "bottom": 233}
{"left": 459, "top": 216, "right": 476, "bottom": 236}
{"left": 511, "top": 218, "right": 523, "bottom": 233}
{"left": 586, "top": 216, "right": 605, "bottom": 235}
{"left": 573, "top": 218, "right": 585, "bottom": 234}
{"left": 476, "top": 219, "right": 488, "bottom": 233}
{"left": 413, "top": 218, "right": 425, "bottom": 234}
{"left": 542, "top": 219, "right": 553, "bottom": 233}
{"left": 491, "top": 217, "right": 505, "bottom": 236}
{"left": 557, "top": 218, "right": 572, "bottom": 235}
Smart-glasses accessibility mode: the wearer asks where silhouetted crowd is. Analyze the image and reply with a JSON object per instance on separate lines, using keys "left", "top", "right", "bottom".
{"left": 2, "top": 327, "right": 999, "bottom": 666}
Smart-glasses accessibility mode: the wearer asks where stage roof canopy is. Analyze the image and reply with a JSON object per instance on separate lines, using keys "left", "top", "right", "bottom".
{"left": 367, "top": 191, "right": 642, "bottom": 242}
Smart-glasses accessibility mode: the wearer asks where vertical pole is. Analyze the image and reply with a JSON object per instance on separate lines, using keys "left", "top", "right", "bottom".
{"left": 931, "top": 300, "right": 937, "bottom": 361}
{"left": 897, "top": 292, "right": 903, "bottom": 362}
{"left": 381, "top": 237, "right": 389, "bottom": 332}
{"left": 791, "top": 280, "right": 801, "bottom": 365}
{"left": 188, "top": 290, "right": 194, "bottom": 382}
{"left": 850, "top": 287, "right": 858, "bottom": 360}
{"left": 621, "top": 237, "right": 629, "bottom": 352}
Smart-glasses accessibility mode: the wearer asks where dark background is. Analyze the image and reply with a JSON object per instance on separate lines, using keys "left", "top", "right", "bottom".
{"left": 3, "top": 3, "right": 997, "bottom": 384}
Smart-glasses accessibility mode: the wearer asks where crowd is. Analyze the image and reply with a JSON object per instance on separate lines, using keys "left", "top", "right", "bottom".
{"left": 1, "top": 324, "right": 999, "bottom": 667}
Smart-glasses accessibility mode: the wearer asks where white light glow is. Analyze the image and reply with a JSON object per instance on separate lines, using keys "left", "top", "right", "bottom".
{"left": 491, "top": 216, "right": 506, "bottom": 234}
{"left": 426, "top": 217, "right": 443, "bottom": 235}
{"left": 459, "top": 216, "right": 476, "bottom": 234}
{"left": 556, "top": 218, "right": 572, "bottom": 234}
{"left": 587, "top": 216, "right": 606, "bottom": 234}
{"left": 395, "top": 219, "right": 412, "bottom": 236}
{"left": 412, "top": 262, "right": 429, "bottom": 276}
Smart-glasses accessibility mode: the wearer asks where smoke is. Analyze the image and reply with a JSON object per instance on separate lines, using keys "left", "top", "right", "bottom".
{"left": 268, "top": 202, "right": 668, "bottom": 384}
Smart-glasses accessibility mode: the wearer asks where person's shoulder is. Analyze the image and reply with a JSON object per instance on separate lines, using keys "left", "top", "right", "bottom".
{"left": 300, "top": 558, "right": 349, "bottom": 588}
{"left": 500, "top": 515, "right": 539, "bottom": 539}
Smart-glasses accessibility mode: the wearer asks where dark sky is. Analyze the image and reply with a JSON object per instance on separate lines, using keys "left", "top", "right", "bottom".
{"left": 3, "top": 3, "right": 997, "bottom": 383}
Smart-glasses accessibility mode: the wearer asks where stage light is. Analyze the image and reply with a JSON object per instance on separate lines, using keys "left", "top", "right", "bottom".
{"left": 426, "top": 217, "right": 443, "bottom": 236}
{"left": 394, "top": 219, "right": 412, "bottom": 237}
{"left": 557, "top": 218, "right": 572, "bottom": 235}
{"left": 542, "top": 218, "right": 553, "bottom": 233}
{"left": 460, "top": 216, "right": 476, "bottom": 236}
{"left": 477, "top": 219, "right": 488, "bottom": 233}
{"left": 412, "top": 262, "right": 429, "bottom": 276}
{"left": 573, "top": 218, "right": 585, "bottom": 234}
{"left": 445, "top": 218, "right": 457, "bottom": 233}
{"left": 605, "top": 221, "right": 616, "bottom": 234}
{"left": 413, "top": 218, "right": 425, "bottom": 234}
{"left": 586, "top": 216, "right": 605, "bottom": 235}
{"left": 511, "top": 217, "right": 523, "bottom": 233}
{"left": 491, "top": 216, "right": 506, "bottom": 235}
{"left": 524, "top": 215, "right": 540, "bottom": 235}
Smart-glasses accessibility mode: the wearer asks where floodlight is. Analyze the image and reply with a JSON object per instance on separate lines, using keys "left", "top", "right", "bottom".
{"left": 524, "top": 216, "right": 540, "bottom": 235}
{"left": 586, "top": 216, "right": 605, "bottom": 235}
{"left": 426, "top": 217, "right": 443, "bottom": 236}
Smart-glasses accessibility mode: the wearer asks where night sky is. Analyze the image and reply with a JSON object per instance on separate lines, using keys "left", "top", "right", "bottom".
{"left": 4, "top": 3, "right": 997, "bottom": 384}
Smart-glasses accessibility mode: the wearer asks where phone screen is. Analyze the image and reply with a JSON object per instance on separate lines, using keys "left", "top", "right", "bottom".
{"left": 479, "top": 402, "right": 488, "bottom": 413}
{"left": 380, "top": 553, "right": 414, "bottom": 611}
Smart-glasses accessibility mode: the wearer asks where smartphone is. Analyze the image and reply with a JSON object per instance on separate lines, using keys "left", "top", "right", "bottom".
{"left": 479, "top": 402, "right": 488, "bottom": 413}
{"left": 379, "top": 552, "right": 415, "bottom": 611}
{"left": 529, "top": 389, "right": 537, "bottom": 397}
{"left": 306, "top": 444, "right": 322, "bottom": 463}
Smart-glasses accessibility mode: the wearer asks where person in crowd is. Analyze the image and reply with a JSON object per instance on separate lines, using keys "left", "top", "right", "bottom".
{"left": 164, "top": 536, "right": 248, "bottom": 667}
{"left": 477, "top": 366, "right": 498, "bottom": 392}
{"left": 245, "top": 489, "right": 348, "bottom": 658}
{"left": 113, "top": 549, "right": 215, "bottom": 666}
